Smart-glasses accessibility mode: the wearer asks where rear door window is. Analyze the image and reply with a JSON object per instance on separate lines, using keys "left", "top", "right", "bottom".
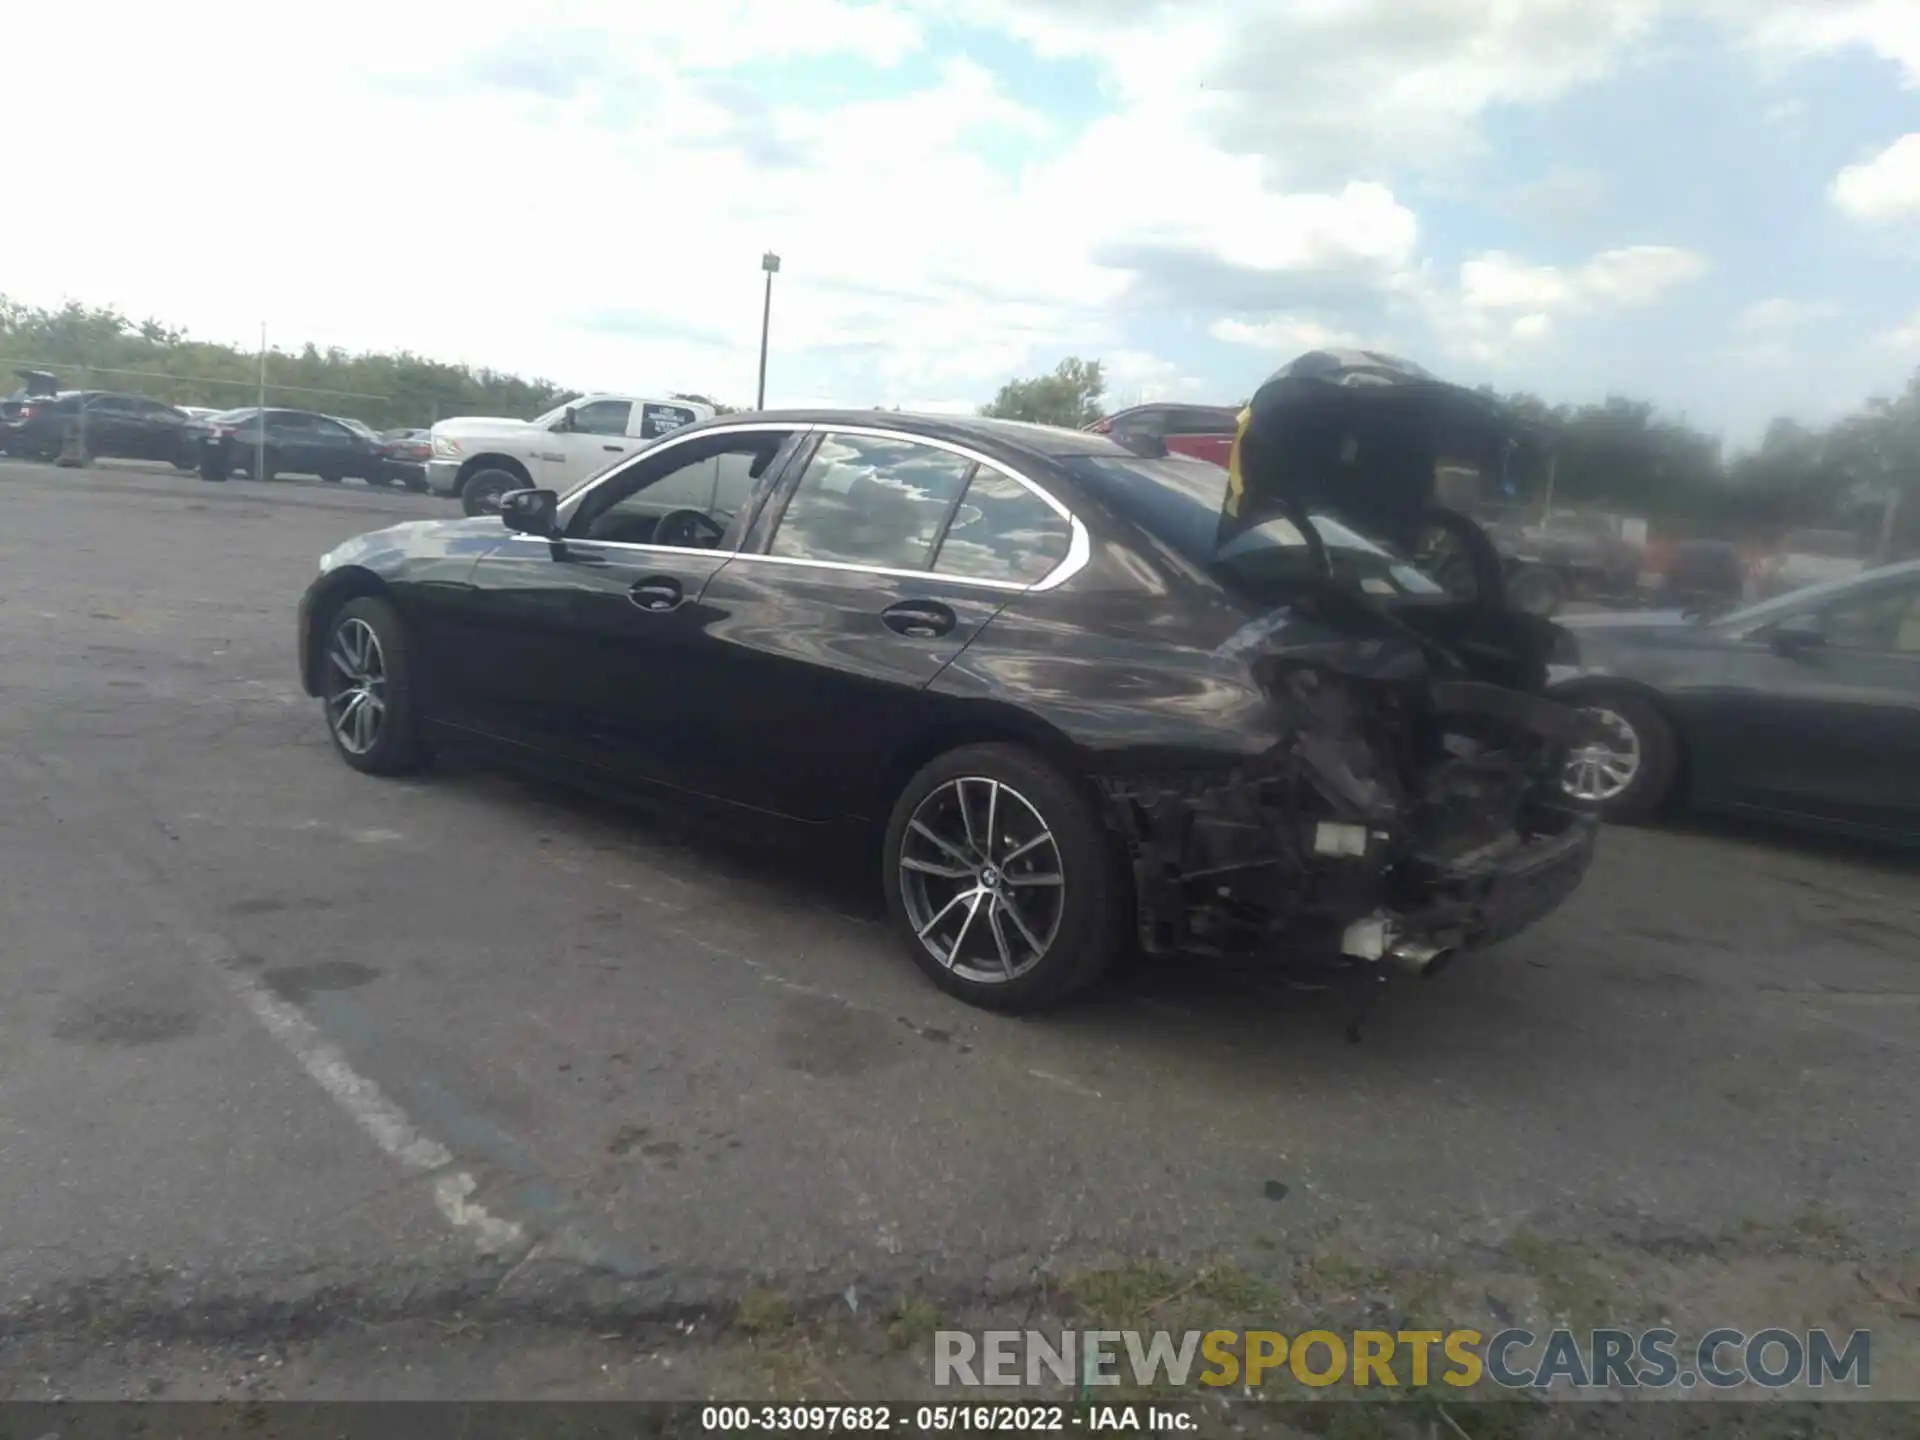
{"left": 570, "top": 399, "right": 632, "bottom": 436}
{"left": 637, "top": 402, "right": 700, "bottom": 439}
{"left": 930, "top": 466, "right": 1073, "bottom": 584}
{"left": 767, "top": 433, "right": 975, "bottom": 571}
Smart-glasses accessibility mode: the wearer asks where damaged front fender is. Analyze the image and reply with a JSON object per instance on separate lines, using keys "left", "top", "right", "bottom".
{"left": 1094, "top": 647, "right": 1599, "bottom": 972}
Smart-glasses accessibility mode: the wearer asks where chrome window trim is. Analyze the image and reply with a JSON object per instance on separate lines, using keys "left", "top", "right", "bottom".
{"left": 725, "top": 550, "right": 1029, "bottom": 592}
{"left": 767, "top": 424, "right": 1090, "bottom": 593}
{"left": 504, "top": 534, "right": 741, "bottom": 562}
{"left": 548, "top": 419, "right": 1092, "bottom": 593}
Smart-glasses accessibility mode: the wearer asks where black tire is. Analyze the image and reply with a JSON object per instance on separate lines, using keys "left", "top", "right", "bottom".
{"left": 1559, "top": 689, "right": 1679, "bottom": 823}
{"left": 461, "top": 466, "right": 527, "bottom": 517}
{"left": 199, "top": 461, "right": 227, "bottom": 482}
{"left": 882, "top": 743, "right": 1126, "bottom": 1012}
{"left": 1508, "top": 563, "right": 1566, "bottom": 617}
{"left": 318, "top": 595, "right": 424, "bottom": 777}
{"left": 318, "top": 469, "right": 343, "bottom": 485}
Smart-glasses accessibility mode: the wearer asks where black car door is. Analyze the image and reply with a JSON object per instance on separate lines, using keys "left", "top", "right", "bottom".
{"left": 446, "top": 425, "right": 807, "bottom": 792}
{"left": 307, "top": 416, "right": 362, "bottom": 477}
{"left": 1703, "top": 574, "right": 1920, "bottom": 831}
{"left": 80, "top": 394, "right": 135, "bottom": 457}
{"left": 274, "top": 412, "right": 328, "bottom": 476}
{"left": 127, "top": 397, "right": 186, "bottom": 461}
{"left": 691, "top": 428, "right": 1079, "bottom": 822}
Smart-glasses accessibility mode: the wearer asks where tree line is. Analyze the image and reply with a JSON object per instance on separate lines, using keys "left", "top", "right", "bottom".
{"left": 0, "top": 297, "right": 739, "bottom": 431}
{"left": 6, "top": 296, "right": 1911, "bottom": 553}
{"left": 982, "top": 357, "right": 1919, "bottom": 555}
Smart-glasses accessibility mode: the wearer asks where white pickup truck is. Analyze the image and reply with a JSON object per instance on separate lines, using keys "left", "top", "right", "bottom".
{"left": 425, "top": 393, "right": 716, "bottom": 515}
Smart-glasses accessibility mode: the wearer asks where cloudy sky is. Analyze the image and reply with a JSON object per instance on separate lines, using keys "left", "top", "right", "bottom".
{"left": 2, "top": 0, "right": 1916, "bottom": 443}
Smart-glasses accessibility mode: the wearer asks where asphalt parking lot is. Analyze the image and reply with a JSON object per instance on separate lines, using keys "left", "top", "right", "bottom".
{"left": 1, "top": 458, "right": 1915, "bottom": 1403}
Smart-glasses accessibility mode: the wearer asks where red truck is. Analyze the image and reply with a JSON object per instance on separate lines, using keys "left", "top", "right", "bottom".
{"left": 1084, "top": 403, "right": 1240, "bottom": 467}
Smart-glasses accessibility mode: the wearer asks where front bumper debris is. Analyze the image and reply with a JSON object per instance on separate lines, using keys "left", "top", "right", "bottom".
{"left": 1095, "top": 672, "right": 1600, "bottom": 976}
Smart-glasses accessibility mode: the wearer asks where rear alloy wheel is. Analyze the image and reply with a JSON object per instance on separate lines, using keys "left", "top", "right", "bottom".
{"left": 461, "top": 467, "right": 526, "bottom": 517}
{"left": 320, "top": 596, "right": 423, "bottom": 776}
{"left": 1560, "top": 692, "right": 1678, "bottom": 822}
{"left": 883, "top": 743, "right": 1124, "bottom": 1011}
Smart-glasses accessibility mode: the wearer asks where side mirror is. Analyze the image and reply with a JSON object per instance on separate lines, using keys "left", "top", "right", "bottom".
{"left": 499, "top": 488, "right": 560, "bottom": 537}
{"left": 1768, "top": 612, "right": 1824, "bottom": 656}
{"left": 552, "top": 406, "right": 577, "bottom": 433}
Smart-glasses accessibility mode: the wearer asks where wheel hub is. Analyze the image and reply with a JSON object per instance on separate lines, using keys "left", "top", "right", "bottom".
{"left": 324, "top": 618, "right": 388, "bottom": 756}
{"left": 1562, "top": 707, "right": 1640, "bottom": 803}
{"left": 897, "top": 777, "right": 1065, "bottom": 986}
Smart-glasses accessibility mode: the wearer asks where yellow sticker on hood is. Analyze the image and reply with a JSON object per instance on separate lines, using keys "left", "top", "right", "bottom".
{"left": 1224, "top": 405, "right": 1252, "bottom": 518}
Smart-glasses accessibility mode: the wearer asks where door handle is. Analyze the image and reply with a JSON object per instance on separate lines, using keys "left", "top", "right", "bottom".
{"left": 880, "top": 599, "right": 957, "bottom": 639}
{"left": 603, "top": 443, "right": 625, "bottom": 452}
{"left": 629, "top": 576, "right": 685, "bottom": 612}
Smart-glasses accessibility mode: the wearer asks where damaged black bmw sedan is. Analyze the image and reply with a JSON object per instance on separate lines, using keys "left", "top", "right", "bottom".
{"left": 298, "top": 350, "right": 1598, "bottom": 1014}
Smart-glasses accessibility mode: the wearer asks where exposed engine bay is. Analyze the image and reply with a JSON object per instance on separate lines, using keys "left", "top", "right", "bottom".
{"left": 1096, "top": 350, "right": 1600, "bottom": 1008}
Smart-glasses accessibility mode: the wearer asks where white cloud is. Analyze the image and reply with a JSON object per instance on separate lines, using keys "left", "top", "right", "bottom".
{"left": 1832, "top": 133, "right": 1920, "bottom": 222}
{"left": 1723, "top": 0, "right": 1920, "bottom": 86}
{"left": 1454, "top": 246, "right": 1707, "bottom": 314}
{"left": 1209, "top": 317, "right": 1366, "bottom": 352}
{"left": 1879, "top": 308, "right": 1920, "bottom": 350}
{"left": 1104, "top": 349, "right": 1210, "bottom": 405}
{"left": 929, "top": 0, "right": 1670, "bottom": 185}
{"left": 1734, "top": 297, "right": 1842, "bottom": 333}
{"left": 1577, "top": 246, "right": 1714, "bottom": 306}
{"left": 1392, "top": 244, "right": 1709, "bottom": 366}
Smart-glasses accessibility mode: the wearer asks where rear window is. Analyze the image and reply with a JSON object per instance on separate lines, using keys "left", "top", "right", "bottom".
{"left": 1061, "top": 453, "right": 1445, "bottom": 600}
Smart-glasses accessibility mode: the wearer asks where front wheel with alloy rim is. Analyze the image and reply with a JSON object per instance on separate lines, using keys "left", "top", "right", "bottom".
{"left": 461, "top": 467, "right": 527, "bottom": 517}
{"left": 883, "top": 743, "right": 1126, "bottom": 1012}
{"left": 1559, "top": 691, "right": 1678, "bottom": 821}
{"left": 320, "top": 596, "right": 424, "bottom": 776}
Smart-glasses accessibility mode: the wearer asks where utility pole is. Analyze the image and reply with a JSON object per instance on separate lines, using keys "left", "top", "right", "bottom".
{"left": 756, "top": 252, "right": 781, "bottom": 411}
{"left": 256, "top": 323, "right": 268, "bottom": 482}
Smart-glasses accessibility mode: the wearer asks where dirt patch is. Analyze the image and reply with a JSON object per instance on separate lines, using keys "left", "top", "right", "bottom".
{"left": 260, "top": 961, "right": 381, "bottom": 1002}
{"left": 52, "top": 999, "right": 199, "bottom": 1047}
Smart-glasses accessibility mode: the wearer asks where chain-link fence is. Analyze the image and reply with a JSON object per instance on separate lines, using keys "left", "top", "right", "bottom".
{"left": 1, "top": 352, "right": 397, "bottom": 476}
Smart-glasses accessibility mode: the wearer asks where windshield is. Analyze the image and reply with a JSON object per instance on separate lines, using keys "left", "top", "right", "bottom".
{"left": 1061, "top": 452, "right": 1446, "bottom": 599}
{"left": 529, "top": 397, "right": 583, "bottom": 427}
{"left": 334, "top": 416, "right": 378, "bottom": 438}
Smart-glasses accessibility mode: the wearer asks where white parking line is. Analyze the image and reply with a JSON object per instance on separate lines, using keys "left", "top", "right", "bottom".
{"left": 5, "top": 747, "right": 530, "bottom": 1258}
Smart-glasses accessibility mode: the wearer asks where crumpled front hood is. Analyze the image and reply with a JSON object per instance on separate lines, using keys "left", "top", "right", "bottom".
{"left": 1221, "top": 348, "right": 1527, "bottom": 554}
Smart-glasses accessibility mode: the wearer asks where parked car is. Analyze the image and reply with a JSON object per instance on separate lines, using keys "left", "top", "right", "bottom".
{"left": 1489, "top": 510, "right": 1646, "bottom": 617}
{"left": 1, "top": 369, "right": 61, "bottom": 444}
{"left": 197, "top": 407, "right": 387, "bottom": 484}
{"left": 1652, "top": 538, "right": 1747, "bottom": 615}
{"left": 1548, "top": 559, "right": 1920, "bottom": 841}
{"left": 1085, "top": 403, "right": 1240, "bottom": 467}
{"left": 3, "top": 389, "right": 195, "bottom": 467}
{"left": 299, "top": 354, "right": 1598, "bottom": 1015}
{"left": 1758, "top": 528, "right": 1868, "bottom": 599}
{"left": 379, "top": 427, "right": 433, "bottom": 491}
{"left": 426, "top": 393, "right": 715, "bottom": 516}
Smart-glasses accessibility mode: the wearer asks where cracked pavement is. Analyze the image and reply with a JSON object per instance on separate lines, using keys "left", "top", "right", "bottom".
{"left": 0, "top": 459, "right": 1915, "bottom": 1401}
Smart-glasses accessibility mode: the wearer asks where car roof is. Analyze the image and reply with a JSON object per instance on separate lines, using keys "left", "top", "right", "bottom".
{"left": 697, "top": 409, "right": 1133, "bottom": 461}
